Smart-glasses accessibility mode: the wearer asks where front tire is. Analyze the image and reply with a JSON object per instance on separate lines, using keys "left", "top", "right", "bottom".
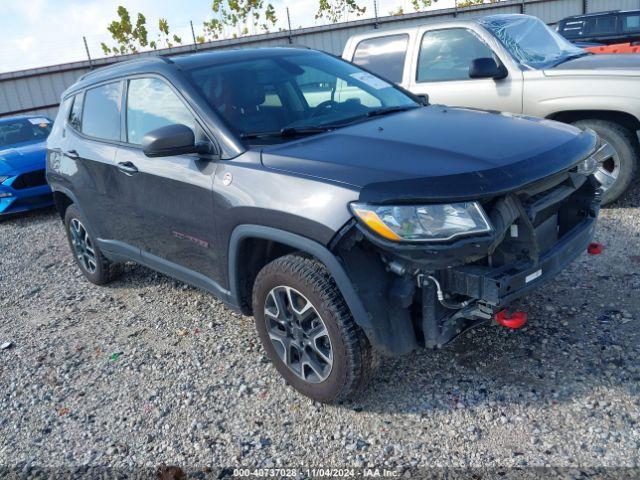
{"left": 64, "top": 205, "right": 122, "bottom": 285}
{"left": 252, "top": 254, "right": 372, "bottom": 403}
{"left": 572, "top": 119, "right": 639, "bottom": 205}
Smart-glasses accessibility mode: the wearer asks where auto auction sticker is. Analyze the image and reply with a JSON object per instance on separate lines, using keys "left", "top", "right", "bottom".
{"left": 349, "top": 72, "right": 390, "bottom": 90}
{"left": 28, "top": 117, "right": 51, "bottom": 128}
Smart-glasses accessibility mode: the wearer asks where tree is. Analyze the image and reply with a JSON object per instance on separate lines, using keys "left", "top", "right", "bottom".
{"left": 315, "top": 0, "right": 366, "bottom": 23}
{"left": 457, "top": 0, "right": 501, "bottom": 7}
{"left": 155, "top": 18, "right": 182, "bottom": 49}
{"left": 410, "top": 0, "right": 500, "bottom": 13}
{"left": 101, "top": 6, "right": 182, "bottom": 56}
{"left": 202, "top": 0, "right": 278, "bottom": 41}
{"left": 101, "top": 6, "right": 149, "bottom": 55}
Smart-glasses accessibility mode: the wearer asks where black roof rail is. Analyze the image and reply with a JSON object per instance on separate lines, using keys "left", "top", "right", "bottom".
{"left": 157, "top": 55, "right": 175, "bottom": 64}
{"left": 564, "top": 10, "right": 620, "bottom": 20}
{"left": 78, "top": 56, "right": 170, "bottom": 82}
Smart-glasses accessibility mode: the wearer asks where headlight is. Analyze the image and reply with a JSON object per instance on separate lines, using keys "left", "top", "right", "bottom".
{"left": 350, "top": 202, "right": 493, "bottom": 242}
{"left": 0, "top": 176, "right": 11, "bottom": 184}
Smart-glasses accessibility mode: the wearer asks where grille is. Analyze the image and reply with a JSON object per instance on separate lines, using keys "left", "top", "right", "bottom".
{"left": 12, "top": 169, "right": 47, "bottom": 189}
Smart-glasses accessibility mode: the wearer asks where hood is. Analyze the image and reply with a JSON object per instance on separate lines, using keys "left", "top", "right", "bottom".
{"left": 0, "top": 140, "right": 47, "bottom": 176}
{"left": 545, "top": 54, "right": 640, "bottom": 77}
{"left": 261, "top": 107, "right": 596, "bottom": 203}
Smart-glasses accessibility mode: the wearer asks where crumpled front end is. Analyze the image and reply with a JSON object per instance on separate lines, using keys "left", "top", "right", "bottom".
{"left": 332, "top": 167, "right": 601, "bottom": 356}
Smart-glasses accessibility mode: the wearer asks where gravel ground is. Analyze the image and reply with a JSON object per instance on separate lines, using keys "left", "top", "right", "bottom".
{"left": 0, "top": 185, "right": 639, "bottom": 476}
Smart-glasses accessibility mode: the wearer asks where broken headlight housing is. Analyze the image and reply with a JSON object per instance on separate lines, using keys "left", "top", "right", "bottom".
{"left": 350, "top": 202, "right": 493, "bottom": 242}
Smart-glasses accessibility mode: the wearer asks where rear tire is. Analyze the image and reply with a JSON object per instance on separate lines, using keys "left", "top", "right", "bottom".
{"left": 64, "top": 205, "right": 122, "bottom": 285}
{"left": 572, "top": 119, "right": 639, "bottom": 205}
{"left": 252, "top": 254, "right": 372, "bottom": 403}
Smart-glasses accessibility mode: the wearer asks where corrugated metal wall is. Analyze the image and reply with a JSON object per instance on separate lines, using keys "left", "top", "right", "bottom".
{"left": 1, "top": 0, "right": 638, "bottom": 120}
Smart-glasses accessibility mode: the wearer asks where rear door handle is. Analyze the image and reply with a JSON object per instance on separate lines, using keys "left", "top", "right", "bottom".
{"left": 64, "top": 149, "right": 80, "bottom": 160}
{"left": 117, "top": 161, "right": 139, "bottom": 176}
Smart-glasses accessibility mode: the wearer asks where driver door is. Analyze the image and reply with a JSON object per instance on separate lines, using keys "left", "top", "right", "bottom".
{"left": 112, "top": 76, "right": 222, "bottom": 282}
{"left": 408, "top": 27, "right": 523, "bottom": 114}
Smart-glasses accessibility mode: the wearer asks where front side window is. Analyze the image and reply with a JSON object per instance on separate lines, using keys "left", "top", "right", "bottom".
{"left": 352, "top": 34, "right": 409, "bottom": 83}
{"left": 417, "top": 29, "right": 495, "bottom": 82}
{"left": 186, "top": 51, "right": 417, "bottom": 142}
{"left": 126, "top": 78, "right": 196, "bottom": 145}
{"left": 480, "top": 15, "right": 587, "bottom": 69}
{"left": 82, "top": 82, "right": 122, "bottom": 141}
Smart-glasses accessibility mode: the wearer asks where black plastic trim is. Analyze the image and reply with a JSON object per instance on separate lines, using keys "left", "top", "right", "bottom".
{"left": 228, "top": 224, "right": 373, "bottom": 330}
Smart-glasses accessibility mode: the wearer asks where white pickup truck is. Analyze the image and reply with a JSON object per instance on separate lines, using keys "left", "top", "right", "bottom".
{"left": 342, "top": 14, "right": 640, "bottom": 204}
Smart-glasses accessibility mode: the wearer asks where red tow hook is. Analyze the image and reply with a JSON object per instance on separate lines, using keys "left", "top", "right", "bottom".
{"left": 588, "top": 242, "right": 604, "bottom": 255}
{"left": 495, "top": 310, "right": 528, "bottom": 329}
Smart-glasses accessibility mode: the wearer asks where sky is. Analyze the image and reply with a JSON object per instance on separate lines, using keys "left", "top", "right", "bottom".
{"left": 0, "top": 0, "right": 456, "bottom": 73}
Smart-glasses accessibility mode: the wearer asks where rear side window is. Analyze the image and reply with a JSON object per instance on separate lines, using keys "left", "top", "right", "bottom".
{"left": 622, "top": 14, "right": 640, "bottom": 33}
{"left": 585, "top": 15, "right": 616, "bottom": 35}
{"left": 82, "top": 82, "right": 122, "bottom": 141}
{"left": 352, "top": 34, "right": 409, "bottom": 83}
{"left": 126, "top": 78, "right": 197, "bottom": 145}
{"left": 417, "top": 29, "right": 495, "bottom": 82}
{"left": 68, "top": 93, "right": 84, "bottom": 131}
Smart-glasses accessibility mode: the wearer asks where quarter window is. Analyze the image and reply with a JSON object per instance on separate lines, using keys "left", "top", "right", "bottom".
{"left": 68, "top": 93, "right": 84, "bottom": 131}
{"left": 622, "top": 14, "right": 640, "bottom": 33}
{"left": 417, "top": 29, "right": 495, "bottom": 82}
{"left": 126, "top": 78, "right": 197, "bottom": 145}
{"left": 82, "top": 82, "right": 122, "bottom": 141}
{"left": 352, "top": 34, "right": 409, "bottom": 83}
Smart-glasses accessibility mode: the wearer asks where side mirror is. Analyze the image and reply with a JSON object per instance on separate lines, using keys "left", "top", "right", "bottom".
{"left": 416, "top": 94, "right": 430, "bottom": 106}
{"left": 469, "top": 58, "right": 508, "bottom": 80}
{"left": 142, "top": 124, "right": 211, "bottom": 158}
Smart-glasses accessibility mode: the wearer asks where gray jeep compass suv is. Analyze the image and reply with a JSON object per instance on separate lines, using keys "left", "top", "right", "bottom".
{"left": 47, "top": 48, "right": 601, "bottom": 403}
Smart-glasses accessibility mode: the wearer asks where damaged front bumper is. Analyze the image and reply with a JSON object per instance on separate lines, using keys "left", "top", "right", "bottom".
{"left": 334, "top": 170, "right": 601, "bottom": 355}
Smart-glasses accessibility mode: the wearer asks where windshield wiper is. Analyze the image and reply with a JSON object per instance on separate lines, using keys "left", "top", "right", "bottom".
{"left": 240, "top": 106, "right": 420, "bottom": 140}
{"left": 366, "top": 105, "right": 419, "bottom": 117}
{"left": 240, "top": 126, "right": 331, "bottom": 140}
{"left": 552, "top": 52, "right": 590, "bottom": 67}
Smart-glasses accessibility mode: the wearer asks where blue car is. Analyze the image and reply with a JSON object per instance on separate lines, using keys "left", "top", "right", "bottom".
{"left": 0, "top": 115, "right": 54, "bottom": 215}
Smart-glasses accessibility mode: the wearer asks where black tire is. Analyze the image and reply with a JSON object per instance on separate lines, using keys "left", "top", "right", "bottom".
{"left": 252, "top": 254, "right": 372, "bottom": 403}
{"left": 572, "top": 119, "right": 639, "bottom": 205}
{"left": 64, "top": 204, "right": 122, "bottom": 285}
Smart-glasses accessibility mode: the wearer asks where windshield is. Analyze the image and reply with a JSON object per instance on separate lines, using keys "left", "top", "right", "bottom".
{"left": 185, "top": 51, "right": 418, "bottom": 142}
{"left": 0, "top": 118, "right": 52, "bottom": 149}
{"left": 480, "top": 14, "right": 588, "bottom": 69}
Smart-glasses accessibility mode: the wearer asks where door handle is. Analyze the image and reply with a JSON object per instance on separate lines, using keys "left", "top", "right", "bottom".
{"left": 117, "top": 161, "right": 139, "bottom": 176}
{"left": 64, "top": 149, "right": 80, "bottom": 160}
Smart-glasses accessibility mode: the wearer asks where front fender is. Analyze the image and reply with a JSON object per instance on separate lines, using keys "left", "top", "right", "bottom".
{"left": 228, "top": 224, "right": 372, "bottom": 329}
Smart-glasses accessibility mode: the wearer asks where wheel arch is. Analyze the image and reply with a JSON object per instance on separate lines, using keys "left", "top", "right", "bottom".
{"left": 52, "top": 190, "right": 74, "bottom": 220}
{"left": 547, "top": 110, "right": 640, "bottom": 140}
{"left": 228, "top": 225, "right": 373, "bottom": 331}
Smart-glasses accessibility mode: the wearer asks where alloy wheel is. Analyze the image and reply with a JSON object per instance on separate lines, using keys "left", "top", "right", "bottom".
{"left": 69, "top": 218, "right": 97, "bottom": 274}
{"left": 264, "top": 286, "right": 333, "bottom": 383}
{"left": 591, "top": 139, "right": 621, "bottom": 193}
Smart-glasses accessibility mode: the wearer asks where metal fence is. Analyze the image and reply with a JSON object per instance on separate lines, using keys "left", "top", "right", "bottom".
{"left": 1, "top": 0, "right": 639, "bottom": 120}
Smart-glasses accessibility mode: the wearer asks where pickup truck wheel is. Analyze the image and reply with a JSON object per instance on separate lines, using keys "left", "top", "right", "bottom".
{"left": 252, "top": 254, "right": 372, "bottom": 403}
{"left": 572, "top": 119, "right": 639, "bottom": 205}
{"left": 64, "top": 205, "right": 122, "bottom": 285}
